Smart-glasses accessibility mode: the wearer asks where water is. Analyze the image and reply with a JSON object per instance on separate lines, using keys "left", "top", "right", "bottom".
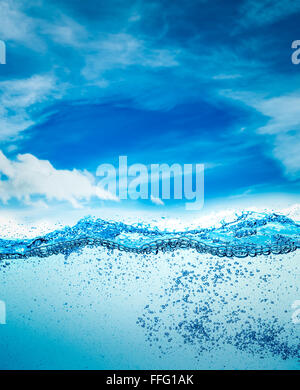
{"left": 0, "top": 211, "right": 299, "bottom": 369}
{"left": 0, "top": 211, "right": 299, "bottom": 260}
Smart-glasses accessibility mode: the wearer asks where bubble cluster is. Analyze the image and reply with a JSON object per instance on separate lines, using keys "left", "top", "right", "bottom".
{"left": 135, "top": 251, "right": 300, "bottom": 363}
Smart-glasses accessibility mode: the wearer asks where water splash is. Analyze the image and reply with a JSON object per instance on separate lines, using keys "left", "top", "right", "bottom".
{"left": 0, "top": 211, "right": 299, "bottom": 261}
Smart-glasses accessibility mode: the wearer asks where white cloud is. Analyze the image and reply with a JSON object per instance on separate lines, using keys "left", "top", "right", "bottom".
{"left": 0, "top": 74, "right": 63, "bottom": 141}
{"left": 0, "top": 151, "right": 118, "bottom": 208}
{"left": 222, "top": 90, "right": 300, "bottom": 180}
{"left": 41, "top": 16, "right": 88, "bottom": 48}
{"left": 213, "top": 74, "right": 241, "bottom": 80}
{"left": 82, "top": 33, "right": 179, "bottom": 80}
{"left": 244, "top": 94, "right": 300, "bottom": 179}
{"left": 0, "top": 0, "right": 43, "bottom": 49}
{"left": 271, "top": 131, "right": 300, "bottom": 180}
{"left": 253, "top": 96, "right": 300, "bottom": 135}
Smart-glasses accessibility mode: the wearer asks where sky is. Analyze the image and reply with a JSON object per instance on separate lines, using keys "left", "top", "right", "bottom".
{"left": 0, "top": 0, "right": 299, "bottom": 217}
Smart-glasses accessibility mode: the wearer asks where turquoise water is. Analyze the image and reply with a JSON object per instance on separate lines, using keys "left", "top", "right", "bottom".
{"left": 0, "top": 211, "right": 299, "bottom": 369}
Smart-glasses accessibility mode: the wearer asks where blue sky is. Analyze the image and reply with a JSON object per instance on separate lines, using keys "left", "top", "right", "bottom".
{"left": 0, "top": 0, "right": 299, "bottom": 214}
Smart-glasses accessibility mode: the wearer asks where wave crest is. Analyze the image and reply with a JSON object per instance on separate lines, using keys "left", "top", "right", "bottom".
{"left": 0, "top": 211, "right": 299, "bottom": 260}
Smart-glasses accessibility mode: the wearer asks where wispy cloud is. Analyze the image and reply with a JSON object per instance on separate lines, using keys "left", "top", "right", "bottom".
{"left": 238, "top": 0, "right": 300, "bottom": 28}
{"left": 82, "top": 33, "right": 179, "bottom": 81}
{"left": 0, "top": 74, "right": 62, "bottom": 141}
{"left": 42, "top": 16, "right": 88, "bottom": 48}
{"left": 0, "top": 0, "right": 36, "bottom": 45}
{"left": 222, "top": 90, "right": 300, "bottom": 180}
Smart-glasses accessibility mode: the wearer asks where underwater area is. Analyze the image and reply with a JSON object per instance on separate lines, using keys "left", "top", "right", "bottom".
{"left": 0, "top": 211, "right": 299, "bottom": 369}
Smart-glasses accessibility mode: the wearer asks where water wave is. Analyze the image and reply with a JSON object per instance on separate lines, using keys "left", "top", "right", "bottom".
{"left": 0, "top": 211, "right": 299, "bottom": 260}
